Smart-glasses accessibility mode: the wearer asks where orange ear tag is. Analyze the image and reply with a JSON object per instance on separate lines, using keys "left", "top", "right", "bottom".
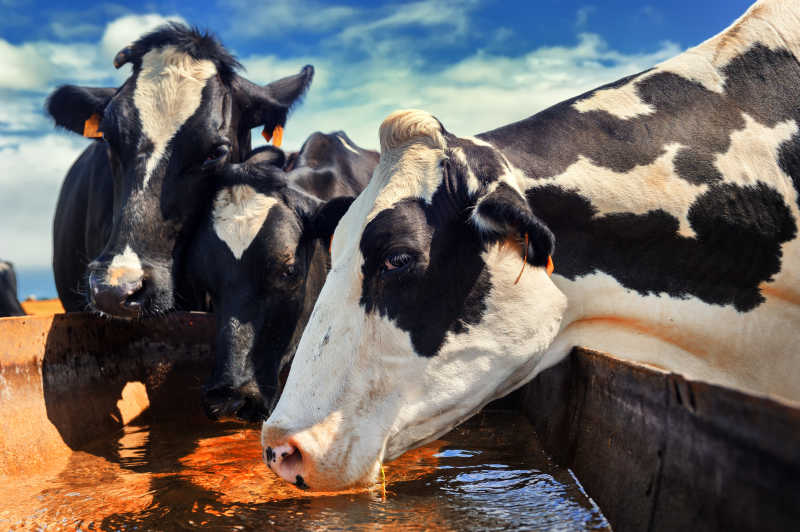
{"left": 262, "top": 125, "right": 284, "bottom": 147}
{"left": 546, "top": 255, "right": 555, "bottom": 277}
{"left": 83, "top": 113, "right": 103, "bottom": 138}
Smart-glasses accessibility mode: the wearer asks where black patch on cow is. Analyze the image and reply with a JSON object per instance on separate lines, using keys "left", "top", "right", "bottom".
{"left": 778, "top": 132, "right": 800, "bottom": 211}
{"left": 0, "top": 261, "right": 24, "bottom": 317}
{"left": 471, "top": 43, "right": 800, "bottom": 311}
{"left": 529, "top": 182, "right": 795, "bottom": 312}
{"left": 474, "top": 182, "right": 554, "bottom": 267}
{"left": 445, "top": 134, "right": 508, "bottom": 187}
{"left": 359, "top": 198, "right": 491, "bottom": 358}
{"left": 482, "top": 45, "right": 800, "bottom": 187}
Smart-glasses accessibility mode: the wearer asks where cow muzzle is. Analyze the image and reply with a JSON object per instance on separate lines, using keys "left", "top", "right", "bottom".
{"left": 202, "top": 382, "right": 271, "bottom": 423}
{"left": 88, "top": 264, "right": 146, "bottom": 318}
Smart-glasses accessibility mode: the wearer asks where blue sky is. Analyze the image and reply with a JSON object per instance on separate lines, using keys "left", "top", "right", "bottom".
{"left": 0, "top": 0, "right": 753, "bottom": 297}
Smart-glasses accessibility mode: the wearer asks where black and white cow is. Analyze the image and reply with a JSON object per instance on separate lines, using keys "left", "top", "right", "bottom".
{"left": 262, "top": 0, "right": 800, "bottom": 491}
{"left": 192, "top": 133, "right": 377, "bottom": 422}
{"left": 49, "top": 24, "right": 313, "bottom": 317}
{"left": 0, "top": 261, "right": 25, "bottom": 317}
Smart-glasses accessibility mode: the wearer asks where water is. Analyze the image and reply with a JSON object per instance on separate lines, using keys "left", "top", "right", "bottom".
{"left": 0, "top": 412, "right": 609, "bottom": 531}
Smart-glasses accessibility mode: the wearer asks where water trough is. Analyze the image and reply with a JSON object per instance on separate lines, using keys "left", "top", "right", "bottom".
{"left": 0, "top": 312, "right": 797, "bottom": 530}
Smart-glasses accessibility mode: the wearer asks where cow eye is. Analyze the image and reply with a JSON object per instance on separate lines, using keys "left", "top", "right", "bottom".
{"left": 202, "top": 144, "right": 230, "bottom": 168}
{"left": 382, "top": 252, "right": 413, "bottom": 274}
{"left": 281, "top": 264, "right": 298, "bottom": 281}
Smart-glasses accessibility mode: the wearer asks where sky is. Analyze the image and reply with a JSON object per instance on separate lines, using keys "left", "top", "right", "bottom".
{"left": 0, "top": 0, "right": 753, "bottom": 298}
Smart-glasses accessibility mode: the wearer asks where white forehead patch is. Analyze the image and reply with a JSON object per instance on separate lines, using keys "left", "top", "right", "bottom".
{"left": 337, "top": 134, "right": 360, "bottom": 155}
{"left": 0, "top": 262, "right": 9, "bottom": 273}
{"left": 134, "top": 45, "right": 217, "bottom": 189}
{"left": 213, "top": 185, "right": 279, "bottom": 260}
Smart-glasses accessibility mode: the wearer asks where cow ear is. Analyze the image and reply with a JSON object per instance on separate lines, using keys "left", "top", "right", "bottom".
{"left": 308, "top": 196, "right": 355, "bottom": 241}
{"left": 234, "top": 65, "right": 314, "bottom": 133}
{"left": 244, "top": 145, "right": 286, "bottom": 168}
{"left": 46, "top": 85, "right": 116, "bottom": 136}
{"left": 472, "top": 182, "right": 554, "bottom": 267}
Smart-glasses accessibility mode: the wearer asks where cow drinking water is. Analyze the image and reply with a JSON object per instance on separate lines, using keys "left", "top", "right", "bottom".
{"left": 49, "top": 24, "right": 313, "bottom": 317}
{"left": 191, "top": 133, "right": 378, "bottom": 422}
{"left": 262, "top": 0, "right": 800, "bottom": 491}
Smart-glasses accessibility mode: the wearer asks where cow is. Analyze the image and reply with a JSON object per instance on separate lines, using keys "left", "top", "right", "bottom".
{"left": 48, "top": 23, "right": 313, "bottom": 317}
{"left": 261, "top": 0, "right": 800, "bottom": 491}
{"left": 0, "top": 261, "right": 25, "bottom": 317}
{"left": 191, "top": 132, "right": 378, "bottom": 422}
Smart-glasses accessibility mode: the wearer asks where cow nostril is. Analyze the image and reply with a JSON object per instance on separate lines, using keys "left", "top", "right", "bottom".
{"left": 264, "top": 442, "right": 305, "bottom": 486}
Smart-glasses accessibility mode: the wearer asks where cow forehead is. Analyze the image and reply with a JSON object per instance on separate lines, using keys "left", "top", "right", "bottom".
{"left": 212, "top": 185, "right": 281, "bottom": 260}
{"left": 366, "top": 142, "right": 445, "bottom": 223}
{"left": 134, "top": 45, "right": 217, "bottom": 189}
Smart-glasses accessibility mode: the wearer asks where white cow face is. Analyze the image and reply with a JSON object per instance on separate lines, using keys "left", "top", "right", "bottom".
{"left": 261, "top": 110, "right": 567, "bottom": 491}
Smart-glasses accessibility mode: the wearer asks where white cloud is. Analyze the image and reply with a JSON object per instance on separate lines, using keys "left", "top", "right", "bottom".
{"left": 0, "top": 134, "right": 90, "bottom": 267}
{"left": 248, "top": 33, "right": 681, "bottom": 152}
{"left": 100, "top": 13, "right": 186, "bottom": 65}
{"left": 0, "top": 13, "right": 184, "bottom": 92}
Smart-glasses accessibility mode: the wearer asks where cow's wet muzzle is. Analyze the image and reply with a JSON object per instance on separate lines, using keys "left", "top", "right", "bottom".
{"left": 202, "top": 383, "right": 271, "bottom": 423}
{"left": 88, "top": 268, "right": 145, "bottom": 318}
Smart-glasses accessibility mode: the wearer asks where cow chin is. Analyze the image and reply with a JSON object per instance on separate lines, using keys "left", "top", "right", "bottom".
{"left": 262, "top": 246, "right": 567, "bottom": 492}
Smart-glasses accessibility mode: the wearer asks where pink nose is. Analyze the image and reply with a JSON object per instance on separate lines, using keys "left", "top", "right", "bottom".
{"left": 263, "top": 442, "right": 307, "bottom": 489}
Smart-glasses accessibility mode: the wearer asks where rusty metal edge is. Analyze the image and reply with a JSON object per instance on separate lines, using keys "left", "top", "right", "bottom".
{"left": 521, "top": 346, "right": 800, "bottom": 532}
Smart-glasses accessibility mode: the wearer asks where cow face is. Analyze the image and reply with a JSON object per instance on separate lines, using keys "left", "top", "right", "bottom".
{"left": 46, "top": 24, "right": 313, "bottom": 317}
{"left": 192, "top": 148, "right": 354, "bottom": 422}
{"left": 261, "top": 110, "right": 567, "bottom": 491}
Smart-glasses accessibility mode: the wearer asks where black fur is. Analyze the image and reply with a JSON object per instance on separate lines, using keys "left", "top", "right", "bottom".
{"left": 0, "top": 261, "right": 25, "bottom": 317}
{"left": 192, "top": 132, "right": 377, "bottom": 421}
{"left": 47, "top": 23, "right": 314, "bottom": 317}
{"left": 477, "top": 43, "right": 800, "bottom": 312}
{"left": 116, "top": 23, "right": 241, "bottom": 82}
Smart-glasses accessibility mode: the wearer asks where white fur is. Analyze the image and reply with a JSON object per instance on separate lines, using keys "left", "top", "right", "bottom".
{"left": 134, "top": 46, "right": 217, "bottom": 189}
{"left": 264, "top": 234, "right": 565, "bottom": 490}
{"left": 262, "top": 0, "right": 800, "bottom": 491}
{"left": 212, "top": 185, "right": 278, "bottom": 260}
{"left": 573, "top": 80, "right": 657, "bottom": 119}
{"left": 336, "top": 134, "right": 360, "bottom": 155}
{"left": 106, "top": 245, "right": 143, "bottom": 286}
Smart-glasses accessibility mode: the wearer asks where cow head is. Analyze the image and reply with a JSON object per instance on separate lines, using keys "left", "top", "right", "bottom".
{"left": 46, "top": 24, "right": 313, "bottom": 317}
{"left": 261, "top": 110, "right": 567, "bottom": 491}
{"left": 192, "top": 147, "right": 354, "bottom": 422}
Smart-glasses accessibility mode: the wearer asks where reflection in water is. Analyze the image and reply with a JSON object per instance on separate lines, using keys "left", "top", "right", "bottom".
{"left": 0, "top": 411, "right": 609, "bottom": 530}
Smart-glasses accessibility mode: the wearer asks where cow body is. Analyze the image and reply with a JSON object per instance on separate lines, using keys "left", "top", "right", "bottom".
{"left": 49, "top": 24, "right": 313, "bottom": 317}
{"left": 262, "top": 0, "right": 800, "bottom": 491}
{"left": 0, "top": 261, "right": 24, "bottom": 317}
{"left": 191, "top": 133, "right": 377, "bottom": 422}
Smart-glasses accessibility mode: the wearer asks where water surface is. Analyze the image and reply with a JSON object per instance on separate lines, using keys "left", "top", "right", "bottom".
{"left": 0, "top": 411, "right": 609, "bottom": 531}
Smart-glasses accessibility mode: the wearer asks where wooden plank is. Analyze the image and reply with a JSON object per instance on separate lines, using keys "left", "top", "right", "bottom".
{"left": 522, "top": 347, "right": 800, "bottom": 532}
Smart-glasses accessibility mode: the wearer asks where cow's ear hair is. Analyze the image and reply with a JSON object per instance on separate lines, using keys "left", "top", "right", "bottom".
{"left": 307, "top": 196, "right": 355, "bottom": 241}
{"left": 46, "top": 85, "right": 116, "bottom": 135}
{"left": 244, "top": 145, "right": 286, "bottom": 168}
{"left": 234, "top": 65, "right": 314, "bottom": 132}
{"left": 472, "top": 183, "right": 554, "bottom": 267}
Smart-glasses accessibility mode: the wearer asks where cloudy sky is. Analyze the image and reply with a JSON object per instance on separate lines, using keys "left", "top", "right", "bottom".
{"left": 0, "top": 0, "right": 752, "bottom": 297}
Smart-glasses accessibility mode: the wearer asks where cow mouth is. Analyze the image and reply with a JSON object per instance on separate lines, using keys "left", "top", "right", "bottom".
{"left": 202, "top": 388, "right": 270, "bottom": 423}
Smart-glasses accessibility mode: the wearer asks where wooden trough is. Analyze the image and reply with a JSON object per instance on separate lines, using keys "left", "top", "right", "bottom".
{"left": 0, "top": 312, "right": 798, "bottom": 531}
